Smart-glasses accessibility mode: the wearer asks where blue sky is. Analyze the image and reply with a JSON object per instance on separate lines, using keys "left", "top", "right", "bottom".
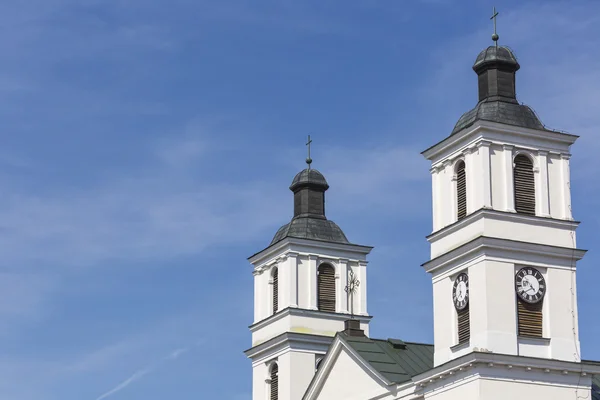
{"left": 1, "top": 0, "right": 599, "bottom": 399}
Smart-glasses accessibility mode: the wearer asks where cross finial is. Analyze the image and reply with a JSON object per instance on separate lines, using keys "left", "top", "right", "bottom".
{"left": 490, "top": 6, "right": 499, "bottom": 47}
{"left": 306, "top": 135, "right": 313, "bottom": 169}
{"left": 344, "top": 270, "right": 360, "bottom": 318}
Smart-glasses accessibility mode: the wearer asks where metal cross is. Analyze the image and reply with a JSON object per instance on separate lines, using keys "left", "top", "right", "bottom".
{"left": 344, "top": 270, "right": 360, "bottom": 318}
{"left": 306, "top": 135, "right": 313, "bottom": 169}
{"left": 490, "top": 6, "right": 499, "bottom": 47}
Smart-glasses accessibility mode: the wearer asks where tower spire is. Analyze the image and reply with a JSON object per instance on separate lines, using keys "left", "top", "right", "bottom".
{"left": 306, "top": 135, "right": 313, "bottom": 169}
{"left": 491, "top": 6, "right": 499, "bottom": 47}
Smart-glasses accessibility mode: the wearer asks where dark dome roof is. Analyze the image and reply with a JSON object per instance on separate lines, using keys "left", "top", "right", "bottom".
{"left": 270, "top": 216, "right": 349, "bottom": 245}
{"left": 290, "top": 168, "right": 329, "bottom": 191}
{"left": 473, "top": 46, "right": 520, "bottom": 73}
{"left": 451, "top": 101, "right": 545, "bottom": 135}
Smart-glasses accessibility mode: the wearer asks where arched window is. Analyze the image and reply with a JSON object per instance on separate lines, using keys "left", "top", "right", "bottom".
{"left": 456, "top": 160, "right": 467, "bottom": 220}
{"left": 272, "top": 267, "right": 278, "bottom": 314}
{"left": 270, "top": 363, "right": 278, "bottom": 400}
{"left": 514, "top": 154, "right": 535, "bottom": 215}
{"left": 317, "top": 264, "right": 335, "bottom": 312}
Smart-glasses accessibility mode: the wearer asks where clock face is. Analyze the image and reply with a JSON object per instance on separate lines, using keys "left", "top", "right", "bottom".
{"left": 452, "top": 273, "right": 469, "bottom": 310}
{"left": 515, "top": 267, "right": 546, "bottom": 304}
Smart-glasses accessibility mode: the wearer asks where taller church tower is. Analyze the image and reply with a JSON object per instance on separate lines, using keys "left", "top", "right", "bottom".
{"left": 422, "top": 39, "right": 587, "bottom": 367}
{"left": 245, "top": 158, "right": 372, "bottom": 400}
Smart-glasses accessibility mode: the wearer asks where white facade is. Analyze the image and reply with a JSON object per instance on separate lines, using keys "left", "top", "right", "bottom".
{"left": 246, "top": 236, "right": 372, "bottom": 400}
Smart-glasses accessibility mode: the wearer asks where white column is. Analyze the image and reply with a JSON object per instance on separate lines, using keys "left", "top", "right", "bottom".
{"left": 444, "top": 160, "right": 455, "bottom": 225}
{"left": 503, "top": 145, "right": 515, "bottom": 212}
{"left": 431, "top": 167, "right": 439, "bottom": 231}
{"left": 464, "top": 147, "right": 478, "bottom": 213}
{"left": 253, "top": 270, "right": 262, "bottom": 322}
{"left": 479, "top": 140, "right": 492, "bottom": 209}
{"left": 538, "top": 151, "right": 550, "bottom": 217}
{"left": 278, "top": 257, "right": 289, "bottom": 308}
{"left": 307, "top": 255, "right": 318, "bottom": 310}
{"left": 560, "top": 153, "right": 573, "bottom": 220}
{"left": 287, "top": 252, "right": 298, "bottom": 308}
{"left": 357, "top": 261, "right": 368, "bottom": 316}
{"left": 338, "top": 258, "right": 349, "bottom": 313}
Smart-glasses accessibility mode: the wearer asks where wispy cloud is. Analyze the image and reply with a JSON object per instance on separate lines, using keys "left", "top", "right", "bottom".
{"left": 94, "top": 345, "right": 193, "bottom": 400}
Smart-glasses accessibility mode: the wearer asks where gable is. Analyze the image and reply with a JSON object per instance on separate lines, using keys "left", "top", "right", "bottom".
{"left": 313, "top": 344, "right": 389, "bottom": 400}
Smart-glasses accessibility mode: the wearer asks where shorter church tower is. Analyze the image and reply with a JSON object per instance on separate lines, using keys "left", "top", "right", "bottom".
{"left": 245, "top": 156, "right": 372, "bottom": 400}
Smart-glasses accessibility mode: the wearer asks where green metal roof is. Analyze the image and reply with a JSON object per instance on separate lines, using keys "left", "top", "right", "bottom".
{"left": 341, "top": 333, "right": 434, "bottom": 384}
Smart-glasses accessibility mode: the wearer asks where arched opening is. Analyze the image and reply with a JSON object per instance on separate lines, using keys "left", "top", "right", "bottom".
{"left": 456, "top": 160, "right": 467, "bottom": 220}
{"left": 270, "top": 363, "right": 279, "bottom": 400}
{"left": 272, "top": 267, "right": 278, "bottom": 314}
{"left": 317, "top": 264, "right": 336, "bottom": 312}
{"left": 514, "top": 154, "right": 536, "bottom": 215}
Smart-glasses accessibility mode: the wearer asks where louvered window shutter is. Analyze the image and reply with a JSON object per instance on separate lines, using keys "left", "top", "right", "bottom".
{"left": 270, "top": 364, "right": 278, "bottom": 400}
{"left": 517, "top": 300, "right": 543, "bottom": 337}
{"left": 457, "top": 307, "right": 470, "bottom": 344}
{"left": 317, "top": 265, "right": 336, "bottom": 312}
{"left": 456, "top": 161, "right": 467, "bottom": 220}
{"left": 514, "top": 155, "right": 536, "bottom": 215}
{"left": 272, "top": 268, "right": 278, "bottom": 314}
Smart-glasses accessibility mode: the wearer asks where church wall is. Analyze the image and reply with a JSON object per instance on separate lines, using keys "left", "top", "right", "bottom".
{"left": 314, "top": 347, "right": 388, "bottom": 400}
{"left": 479, "top": 375, "right": 591, "bottom": 400}
{"left": 433, "top": 275, "right": 454, "bottom": 366}
{"left": 252, "top": 362, "right": 268, "bottom": 400}
{"left": 469, "top": 259, "right": 518, "bottom": 355}
{"left": 288, "top": 352, "right": 320, "bottom": 400}
{"left": 545, "top": 266, "right": 580, "bottom": 361}
{"left": 423, "top": 376, "right": 480, "bottom": 400}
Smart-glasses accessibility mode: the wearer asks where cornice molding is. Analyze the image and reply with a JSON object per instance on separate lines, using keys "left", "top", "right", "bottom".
{"left": 248, "top": 237, "right": 373, "bottom": 267}
{"left": 244, "top": 331, "right": 333, "bottom": 362}
{"left": 248, "top": 307, "right": 372, "bottom": 332}
{"left": 422, "top": 236, "right": 587, "bottom": 275}
{"left": 422, "top": 121, "right": 578, "bottom": 164}
{"left": 413, "top": 351, "right": 600, "bottom": 391}
{"left": 426, "top": 207, "right": 580, "bottom": 243}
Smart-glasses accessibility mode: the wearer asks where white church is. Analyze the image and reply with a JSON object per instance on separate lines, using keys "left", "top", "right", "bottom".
{"left": 243, "top": 29, "right": 600, "bottom": 400}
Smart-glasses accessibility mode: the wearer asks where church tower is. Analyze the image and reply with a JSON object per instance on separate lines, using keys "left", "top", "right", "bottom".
{"left": 422, "top": 40, "right": 586, "bottom": 367}
{"left": 245, "top": 155, "right": 372, "bottom": 400}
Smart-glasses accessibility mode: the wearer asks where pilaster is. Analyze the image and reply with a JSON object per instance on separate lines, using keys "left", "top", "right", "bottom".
{"left": 338, "top": 258, "right": 349, "bottom": 313}
{"left": 538, "top": 150, "right": 551, "bottom": 217}
{"left": 503, "top": 144, "right": 515, "bottom": 212}
{"left": 560, "top": 153, "right": 573, "bottom": 220}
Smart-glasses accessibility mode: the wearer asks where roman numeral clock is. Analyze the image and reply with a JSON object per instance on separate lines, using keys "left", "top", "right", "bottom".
{"left": 452, "top": 273, "right": 469, "bottom": 310}
{"left": 515, "top": 267, "right": 546, "bottom": 304}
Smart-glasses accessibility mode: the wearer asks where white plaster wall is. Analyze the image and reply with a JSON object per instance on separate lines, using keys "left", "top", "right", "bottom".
{"left": 252, "top": 313, "right": 370, "bottom": 346}
{"left": 469, "top": 260, "right": 518, "bottom": 355}
{"left": 479, "top": 376, "right": 591, "bottom": 400}
{"left": 252, "top": 362, "right": 268, "bottom": 400}
{"left": 289, "top": 352, "right": 319, "bottom": 400}
{"left": 432, "top": 276, "right": 454, "bottom": 366}
{"left": 545, "top": 266, "right": 580, "bottom": 361}
{"left": 547, "top": 153, "right": 563, "bottom": 219}
{"left": 423, "top": 372, "right": 592, "bottom": 400}
{"left": 315, "top": 348, "right": 386, "bottom": 400}
{"left": 423, "top": 376, "right": 479, "bottom": 400}
{"left": 430, "top": 214, "right": 576, "bottom": 258}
